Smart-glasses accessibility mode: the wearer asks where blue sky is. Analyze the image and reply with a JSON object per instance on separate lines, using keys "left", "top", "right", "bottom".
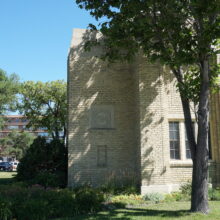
{"left": 0, "top": 0, "right": 97, "bottom": 82}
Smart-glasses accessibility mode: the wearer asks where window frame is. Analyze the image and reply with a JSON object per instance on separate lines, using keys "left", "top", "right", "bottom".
{"left": 169, "top": 120, "right": 197, "bottom": 162}
{"left": 169, "top": 121, "right": 181, "bottom": 160}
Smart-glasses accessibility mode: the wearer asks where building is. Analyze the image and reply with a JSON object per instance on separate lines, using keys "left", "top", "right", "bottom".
{"left": 0, "top": 115, "right": 49, "bottom": 161}
{"left": 67, "top": 29, "right": 220, "bottom": 194}
{"left": 0, "top": 115, "right": 48, "bottom": 138}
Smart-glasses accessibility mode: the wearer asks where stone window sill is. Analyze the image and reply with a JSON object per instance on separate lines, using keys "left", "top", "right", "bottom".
{"left": 170, "top": 160, "right": 193, "bottom": 167}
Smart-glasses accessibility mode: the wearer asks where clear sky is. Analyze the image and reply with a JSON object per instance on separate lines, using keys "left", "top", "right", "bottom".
{"left": 0, "top": 0, "right": 97, "bottom": 82}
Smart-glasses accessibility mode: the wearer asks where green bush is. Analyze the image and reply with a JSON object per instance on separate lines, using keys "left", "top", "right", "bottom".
{"left": 164, "top": 192, "right": 187, "bottom": 202}
{"left": 31, "top": 171, "right": 63, "bottom": 188}
{"left": 16, "top": 137, "right": 67, "bottom": 188}
{"left": 143, "top": 192, "right": 165, "bottom": 203}
{"left": 16, "top": 199, "right": 50, "bottom": 220}
{"left": 209, "top": 188, "right": 220, "bottom": 201}
{"left": 0, "top": 185, "right": 104, "bottom": 219}
{"left": 108, "top": 194, "right": 145, "bottom": 207}
{"left": 75, "top": 187, "right": 104, "bottom": 214}
{"left": 0, "top": 197, "right": 12, "bottom": 220}
{"left": 100, "top": 184, "right": 138, "bottom": 195}
{"left": 179, "top": 181, "right": 192, "bottom": 196}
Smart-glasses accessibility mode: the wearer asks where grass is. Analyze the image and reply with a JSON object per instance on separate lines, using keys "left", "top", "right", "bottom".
{"left": 57, "top": 201, "right": 220, "bottom": 220}
{"left": 0, "top": 171, "right": 17, "bottom": 184}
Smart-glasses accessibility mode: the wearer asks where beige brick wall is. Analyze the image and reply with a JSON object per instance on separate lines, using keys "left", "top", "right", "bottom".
{"left": 68, "top": 29, "right": 216, "bottom": 193}
{"left": 68, "top": 29, "right": 140, "bottom": 187}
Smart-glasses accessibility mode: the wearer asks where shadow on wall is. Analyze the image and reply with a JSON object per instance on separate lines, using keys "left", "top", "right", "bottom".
{"left": 67, "top": 29, "right": 168, "bottom": 188}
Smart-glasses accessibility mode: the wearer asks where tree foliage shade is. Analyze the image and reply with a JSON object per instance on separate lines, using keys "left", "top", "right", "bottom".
{"left": 17, "top": 80, "right": 67, "bottom": 141}
{"left": 76, "top": 0, "right": 220, "bottom": 214}
{"left": 77, "top": 0, "right": 220, "bottom": 64}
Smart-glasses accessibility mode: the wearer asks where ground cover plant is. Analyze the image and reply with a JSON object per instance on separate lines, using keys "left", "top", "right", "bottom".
{"left": 0, "top": 184, "right": 104, "bottom": 220}
{"left": 1, "top": 172, "right": 220, "bottom": 220}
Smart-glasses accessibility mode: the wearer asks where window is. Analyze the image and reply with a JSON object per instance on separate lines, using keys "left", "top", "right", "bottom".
{"left": 21, "top": 118, "right": 28, "bottom": 123}
{"left": 169, "top": 120, "right": 205, "bottom": 161}
{"left": 8, "top": 125, "right": 19, "bottom": 130}
{"left": 39, "top": 127, "right": 47, "bottom": 131}
{"left": 38, "top": 132, "right": 49, "bottom": 137}
{"left": 14, "top": 118, "right": 20, "bottom": 123}
{"left": 0, "top": 133, "right": 4, "bottom": 137}
{"left": 169, "top": 122, "right": 180, "bottom": 159}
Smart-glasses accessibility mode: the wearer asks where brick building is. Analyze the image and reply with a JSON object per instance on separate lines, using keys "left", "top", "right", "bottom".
{"left": 0, "top": 115, "right": 49, "bottom": 161}
{"left": 0, "top": 115, "right": 48, "bottom": 138}
{"left": 67, "top": 29, "right": 220, "bottom": 194}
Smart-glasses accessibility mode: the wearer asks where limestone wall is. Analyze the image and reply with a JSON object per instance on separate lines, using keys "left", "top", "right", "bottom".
{"left": 67, "top": 29, "right": 140, "bottom": 187}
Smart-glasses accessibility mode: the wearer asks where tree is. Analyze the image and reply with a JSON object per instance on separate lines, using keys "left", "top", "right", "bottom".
{"left": 76, "top": 0, "right": 220, "bottom": 213}
{"left": 0, "top": 69, "right": 19, "bottom": 128}
{"left": 0, "top": 131, "right": 35, "bottom": 160}
{"left": 16, "top": 137, "right": 67, "bottom": 188}
{"left": 18, "top": 80, "right": 67, "bottom": 141}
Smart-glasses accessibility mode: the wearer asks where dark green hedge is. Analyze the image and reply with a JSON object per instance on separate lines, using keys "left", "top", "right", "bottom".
{"left": 16, "top": 137, "right": 67, "bottom": 188}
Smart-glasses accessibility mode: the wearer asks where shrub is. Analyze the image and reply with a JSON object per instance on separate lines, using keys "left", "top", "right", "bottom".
{"left": 40, "top": 189, "right": 76, "bottom": 218}
{"left": 108, "top": 194, "right": 145, "bottom": 207}
{"left": 31, "top": 171, "right": 62, "bottom": 188}
{"left": 16, "top": 137, "right": 67, "bottom": 188}
{"left": 164, "top": 192, "right": 186, "bottom": 202}
{"left": 0, "top": 197, "right": 12, "bottom": 220}
{"left": 208, "top": 188, "right": 220, "bottom": 201}
{"left": 0, "top": 185, "right": 104, "bottom": 219}
{"left": 75, "top": 187, "right": 104, "bottom": 214}
{"left": 15, "top": 199, "right": 50, "bottom": 220}
{"left": 179, "top": 181, "right": 192, "bottom": 196}
{"left": 100, "top": 184, "right": 138, "bottom": 195}
{"left": 143, "top": 192, "right": 164, "bottom": 203}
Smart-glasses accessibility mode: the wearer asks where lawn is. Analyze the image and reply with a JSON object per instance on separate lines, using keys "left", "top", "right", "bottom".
{"left": 58, "top": 201, "right": 220, "bottom": 220}
{"left": 0, "top": 171, "right": 17, "bottom": 184}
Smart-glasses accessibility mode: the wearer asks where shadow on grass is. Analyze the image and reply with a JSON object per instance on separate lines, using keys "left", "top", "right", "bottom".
{"left": 75, "top": 208, "right": 189, "bottom": 220}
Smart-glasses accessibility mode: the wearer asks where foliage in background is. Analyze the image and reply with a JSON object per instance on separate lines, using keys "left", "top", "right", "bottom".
{"left": 0, "top": 131, "right": 35, "bottom": 160}
{"left": 16, "top": 137, "right": 67, "bottom": 188}
{"left": 17, "top": 80, "right": 67, "bottom": 141}
{"left": 0, "top": 69, "right": 19, "bottom": 129}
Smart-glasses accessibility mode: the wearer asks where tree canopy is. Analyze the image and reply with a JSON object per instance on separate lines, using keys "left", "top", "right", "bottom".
{"left": 17, "top": 80, "right": 67, "bottom": 141}
{"left": 0, "top": 69, "right": 19, "bottom": 127}
{"left": 0, "top": 131, "right": 35, "bottom": 160}
{"left": 76, "top": 0, "right": 220, "bottom": 213}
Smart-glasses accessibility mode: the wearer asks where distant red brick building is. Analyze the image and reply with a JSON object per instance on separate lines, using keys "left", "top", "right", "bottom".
{"left": 0, "top": 115, "right": 49, "bottom": 161}
{"left": 0, "top": 115, "right": 49, "bottom": 138}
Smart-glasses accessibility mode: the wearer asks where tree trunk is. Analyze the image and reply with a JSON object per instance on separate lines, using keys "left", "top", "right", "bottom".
{"left": 172, "top": 67, "right": 196, "bottom": 158}
{"left": 180, "top": 95, "right": 196, "bottom": 159}
{"left": 191, "top": 59, "right": 210, "bottom": 213}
